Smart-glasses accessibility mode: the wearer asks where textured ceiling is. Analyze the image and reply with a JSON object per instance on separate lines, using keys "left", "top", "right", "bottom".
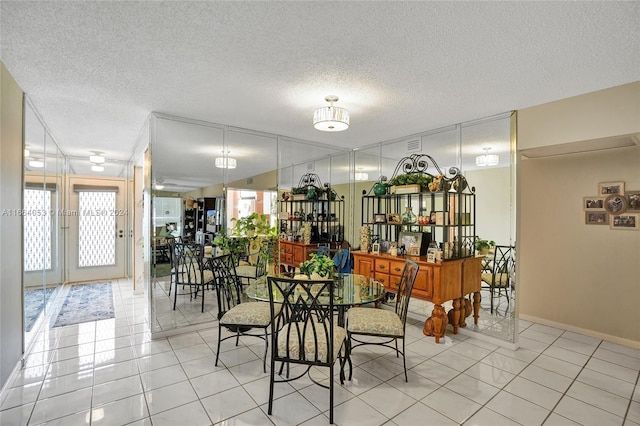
{"left": 2, "top": 1, "right": 639, "bottom": 180}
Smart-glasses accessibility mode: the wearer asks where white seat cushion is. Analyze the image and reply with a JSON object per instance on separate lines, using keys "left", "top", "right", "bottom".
{"left": 220, "top": 302, "right": 276, "bottom": 327}
{"left": 235, "top": 265, "right": 260, "bottom": 279}
{"left": 347, "top": 307, "right": 404, "bottom": 337}
{"left": 176, "top": 269, "right": 213, "bottom": 284}
{"left": 481, "top": 272, "right": 509, "bottom": 286}
{"left": 277, "top": 322, "right": 346, "bottom": 362}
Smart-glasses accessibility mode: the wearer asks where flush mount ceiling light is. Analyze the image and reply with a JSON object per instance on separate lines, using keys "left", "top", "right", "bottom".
{"left": 24, "top": 147, "right": 30, "bottom": 157}
{"left": 215, "top": 157, "right": 237, "bottom": 169}
{"left": 313, "top": 95, "right": 349, "bottom": 132}
{"left": 154, "top": 178, "right": 165, "bottom": 190}
{"left": 29, "top": 159, "right": 44, "bottom": 168}
{"left": 91, "top": 165, "right": 104, "bottom": 172}
{"left": 475, "top": 147, "right": 499, "bottom": 167}
{"left": 89, "top": 152, "right": 105, "bottom": 164}
{"left": 354, "top": 168, "right": 369, "bottom": 181}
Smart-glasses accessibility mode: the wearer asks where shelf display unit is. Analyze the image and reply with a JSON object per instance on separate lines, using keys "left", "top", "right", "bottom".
{"left": 183, "top": 207, "right": 196, "bottom": 241}
{"left": 278, "top": 173, "right": 344, "bottom": 269}
{"left": 356, "top": 154, "right": 480, "bottom": 343}
{"left": 195, "top": 197, "right": 224, "bottom": 240}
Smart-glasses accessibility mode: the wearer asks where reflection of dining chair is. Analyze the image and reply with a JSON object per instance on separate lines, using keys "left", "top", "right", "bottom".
{"left": 235, "top": 244, "right": 269, "bottom": 286}
{"left": 332, "top": 247, "right": 353, "bottom": 274}
{"left": 266, "top": 277, "right": 349, "bottom": 424}
{"left": 173, "top": 242, "right": 214, "bottom": 312}
{"left": 316, "top": 243, "right": 331, "bottom": 257}
{"left": 481, "top": 245, "right": 515, "bottom": 314}
{"left": 212, "top": 254, "right": 274, "bottom": 373}
{"left": 346, "top": 258, "right": 419, "bottom": 382}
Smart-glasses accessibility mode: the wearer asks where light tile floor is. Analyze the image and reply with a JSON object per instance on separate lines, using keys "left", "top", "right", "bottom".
{"left": 1, "top": 278, "right": 639, "bottom": 425}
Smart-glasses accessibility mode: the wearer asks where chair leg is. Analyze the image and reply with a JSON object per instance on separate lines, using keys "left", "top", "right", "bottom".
{"left": 262, "top": 328, "right": 268, "bottom": 373}
{"left": 268, "top": 358, "right": 275, "bottom": 415}
{"left": 215, "top": 323, "right": 222, "bottom": 367}
{"left": 201, "top": 285, "right": 205, "bottom": 313}
{"left": 402, "top": 337, "right": 408, "bottom": 382}
{"left": 329, "top": 362, "right": 334, "bottom": 424}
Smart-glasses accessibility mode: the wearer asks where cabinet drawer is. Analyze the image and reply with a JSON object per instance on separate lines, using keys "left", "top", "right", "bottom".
{"left": 282, "top": 254, "right": 293, "bottom": 264}
{"left": 388, "top": 274, "right": 402, "bottom": 290}
{"left": 282, "top": 243, "right": 293, "bottom": 254}
{"left": 389, "top": 261, "right": 405, "bottom": 276}
{"left": 375, "top": 259, "right": 390, "bottom": 274}
{"left": 374, "top": 272, "right": 390, "bottom": 287}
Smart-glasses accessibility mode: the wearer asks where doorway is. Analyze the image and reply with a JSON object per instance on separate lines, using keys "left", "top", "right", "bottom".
{"left": 66, "top": 177, "right": 127, "bottom": 283}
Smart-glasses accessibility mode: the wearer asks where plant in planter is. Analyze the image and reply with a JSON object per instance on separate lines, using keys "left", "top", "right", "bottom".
{"left": 475, "top": 238, "right": 495, "bottom": 255}
{"left": 299, "top": 253, "right": 335, "bottom": 279}
{"left": 389, "top": 173, "right": 432, "bottom": 192}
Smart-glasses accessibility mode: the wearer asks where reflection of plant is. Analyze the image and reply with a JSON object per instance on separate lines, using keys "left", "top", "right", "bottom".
{"left": 475, "top": 238, "right": 495, "bottom": 253}
{"left": 299, "top": 253, "right": 334, "bottom": 278}
{"left": 389, "top": 173, "right": 432, "bottom": 191}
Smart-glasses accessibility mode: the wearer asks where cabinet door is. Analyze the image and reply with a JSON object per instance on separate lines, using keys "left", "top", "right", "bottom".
{"left": 374, "top": 259, "right": 390, "bottom": 275}
{"left": 354, "top": 256, "right": 374, "bottom": 276}
{"left": 412, "top": 268, "right": 432, "bottom": 298}
{"left": 293, "top": 246, "right": 306, "bottom": 264}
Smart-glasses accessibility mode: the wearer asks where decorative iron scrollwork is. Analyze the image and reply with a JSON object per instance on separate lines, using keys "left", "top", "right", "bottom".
{"left": 387, "top": 154, "right": 473, "bottom": 194}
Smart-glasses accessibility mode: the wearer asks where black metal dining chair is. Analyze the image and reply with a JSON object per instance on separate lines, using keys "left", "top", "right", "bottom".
{"left": 266, "top": 276, "right": 349, "bottom": 424}
{"left": 346, "top": 258, "right": 419, "bottom": 382}
{"left": 481, "top": 245, "right": 515, "bottom": 314}
{"left": 172, "top": 242, "right": 214, "bottom": 312}
{"left": 212, "top": 254, "right": 274, "bottom": 373}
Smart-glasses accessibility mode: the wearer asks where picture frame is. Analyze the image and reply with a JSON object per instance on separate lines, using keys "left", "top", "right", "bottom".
{"left": 373, "top": 213, "right": 387, "bottom": 223}
{"left": 583, "top": 196, "right": 605, "bottom": 211}
{"left": 610, "top": 213, "right": 639, "bottom": 230}
{"left": 398, "top": 231, "right": 429, "bottom": 256}
{"left": 598, "top": 181, "right": 625, "bottom": 196}
{"left": 626, "top": 191, "right": 640, "bottom": 211}
{"left": 371, "top": 242, "right": 380, "bottom": 254}
{"left": 386, "top": 213, "right": 402, "bottom": 224}
{"left": 604, "top": 194, "right": 628, "bottom": 215}
{"left": 585, "top": 211, "right": 608, "bottom": 225}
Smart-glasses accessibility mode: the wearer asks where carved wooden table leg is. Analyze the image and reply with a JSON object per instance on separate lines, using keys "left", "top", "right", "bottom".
{"left": 423, "top": 304, "right": 449, "bottom": 343}
{"left": 450, "top": 298, "right": 460, "bottom": 334}
{"left": 473, "top": 291, "right": 481, "bottom": 325}
{"left": 459, "top": 297, "right": 472, "bottom": 328}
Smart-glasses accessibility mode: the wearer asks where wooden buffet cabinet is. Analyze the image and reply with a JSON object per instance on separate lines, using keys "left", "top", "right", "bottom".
{"left": 353, "top": 251, "right": 482, "bottom": 343}
{"left": 279, "top": 240, "right": 339, "bottom": 269}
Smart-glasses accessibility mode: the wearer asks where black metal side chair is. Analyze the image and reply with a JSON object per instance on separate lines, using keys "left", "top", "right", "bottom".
{"left": 346, "top": 258, "right": 419, "bottom": 382}
{"left": 481, "top": 245, "right": 515, "bottom": 314}
{"left": 266, "top": 276, "right": 349, "bottom": 425}
{"left": 173, "top": 242, "right": 214, "bottom": 313}
{"left": 212, "top": 254, "right": 274, "bottom": 373}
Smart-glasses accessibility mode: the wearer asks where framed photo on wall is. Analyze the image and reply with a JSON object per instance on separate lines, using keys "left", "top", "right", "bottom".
{"left": 610, "top": 213, "right": 639, "bottom": 230}
{"left": 583, "top": 196, "right": 605, "bottom": 211}
{"left": 585, "top": 211, "right": 608, "bottom": 225}
{"left": 626, "top": 191, "right": 640, "bottom": 211}
{"left": 598, "top": 181, "right": 625, "bottom": 196}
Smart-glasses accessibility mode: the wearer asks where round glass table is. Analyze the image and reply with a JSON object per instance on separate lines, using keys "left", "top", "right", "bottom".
{"left": 245, "top": 273, "right": 386, "bottom": 326}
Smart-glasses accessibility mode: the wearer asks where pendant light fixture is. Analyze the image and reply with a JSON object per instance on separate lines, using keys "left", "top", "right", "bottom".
{"left": 313, "top": 95, "right": 349, "bottom": 132}
{"left": 215, "top": 151, "right": 237, "bottom": 169}
{"left": 354, "top": 168, "right": 369, "bottom": 181}
{"left": 475, "top": 147, "right": 499, "bottom": 167}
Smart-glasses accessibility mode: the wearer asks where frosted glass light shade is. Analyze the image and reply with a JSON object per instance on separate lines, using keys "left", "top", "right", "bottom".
{"left": 89, "top": 154, "right": 105, "bottom": 164}
{"left": 91, "top": 165, "right": 104, "bottom": 172}
{"left": 29, "top": 159, "right": 44, "bottom": 168}
{"left": 215, "top": 157, "right": 237, "bottom": 169}
{"left": 475, "top": 154, "right": 499, "bottom": 167}
{"left": 354, "top": 171, "right": 369, "bottom": 181}
{"left": 313, "top": 106, "right": 350, "bottom": 131}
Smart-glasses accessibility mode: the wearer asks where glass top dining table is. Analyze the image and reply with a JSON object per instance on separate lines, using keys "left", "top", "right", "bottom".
{"left": 245, "top": 273, "right": 386, "bottom": 306}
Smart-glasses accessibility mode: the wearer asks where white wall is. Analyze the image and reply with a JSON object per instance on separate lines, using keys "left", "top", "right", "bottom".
{"left": 518, "top": 83, "right": 640, "bottom": 346}
{"left": 466, "top": 167, "right": 513, "bottom": 246}
{"left": 0, "top": 62, "right": 24, "bottom": 388}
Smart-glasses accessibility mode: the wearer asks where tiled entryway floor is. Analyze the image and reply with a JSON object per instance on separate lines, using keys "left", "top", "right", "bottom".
{"left": 1, "top": 278, "right": 638, "bottom": 425}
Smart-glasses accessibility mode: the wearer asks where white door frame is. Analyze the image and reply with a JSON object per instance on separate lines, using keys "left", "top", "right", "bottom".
{"left": 66, "top": 176, "right": 128, "bottom": 283}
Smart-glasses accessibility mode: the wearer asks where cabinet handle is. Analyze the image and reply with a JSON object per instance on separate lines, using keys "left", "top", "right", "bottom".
{"left": 379, "top": 265, "right": 385, "bottom": 269}
{"left": 394, "top": 267, "right": 401, "bottom": 272}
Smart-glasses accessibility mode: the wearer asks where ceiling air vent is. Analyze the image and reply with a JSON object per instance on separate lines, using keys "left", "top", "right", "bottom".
{"left": 246, "top": 177, "right": 253, "bottom": 185}
{"left": 406, "top": 139, "right": 421, "bottom": 152}
{"left": 307, "top": 161, "right": 315, "bottom": 171}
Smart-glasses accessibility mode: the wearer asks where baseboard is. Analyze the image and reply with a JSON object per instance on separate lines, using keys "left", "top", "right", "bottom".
{"left": 519, "top": 313, "right": 640, "bottom": 350}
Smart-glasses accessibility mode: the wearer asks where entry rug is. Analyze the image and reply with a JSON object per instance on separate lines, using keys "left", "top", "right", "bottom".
{"left": 24, "top": 287, "right": 56, "bottom": 332}
{"left": 53, "top": 282, "right": 115, "bottom": 327}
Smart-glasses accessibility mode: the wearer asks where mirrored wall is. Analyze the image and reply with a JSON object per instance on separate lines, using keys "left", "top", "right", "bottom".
{"left": 23, "top": 97, "right": 67, "bottom": 347}
{"left": 147, "top": 111, "right": 516, "bottom": 344}
{"left": 354, "top": 112, "right": 516, "bottom": 343}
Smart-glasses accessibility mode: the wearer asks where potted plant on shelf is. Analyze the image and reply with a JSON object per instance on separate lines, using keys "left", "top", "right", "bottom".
{"left": 475, "top": 238, "right": 495, "bottom": 255}
{"left": 298, "top": 253, "right": 335, "bottom": 279}
{"left": 389, "top": 173, "right": 432, "bottom": 193}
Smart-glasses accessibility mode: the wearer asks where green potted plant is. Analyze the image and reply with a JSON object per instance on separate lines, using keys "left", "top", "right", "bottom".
{"left": 299, "top": 253, "right": 335, "bottom": 279}
{"left": 474, "top": 238, "right": 495, "bottom": 255}
{"left": 389, "top": 173, "right": 432, "bottom": 192}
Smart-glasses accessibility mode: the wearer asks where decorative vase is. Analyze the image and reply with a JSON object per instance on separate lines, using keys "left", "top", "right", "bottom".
{"left": 402, "top": 207, "right": 417, "bottom": 225}
{"left": 373, "top": 182, "right": 388, "bottom": 196}
{"left": 360, "top": 226, "right": 371, "bottom": 252}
